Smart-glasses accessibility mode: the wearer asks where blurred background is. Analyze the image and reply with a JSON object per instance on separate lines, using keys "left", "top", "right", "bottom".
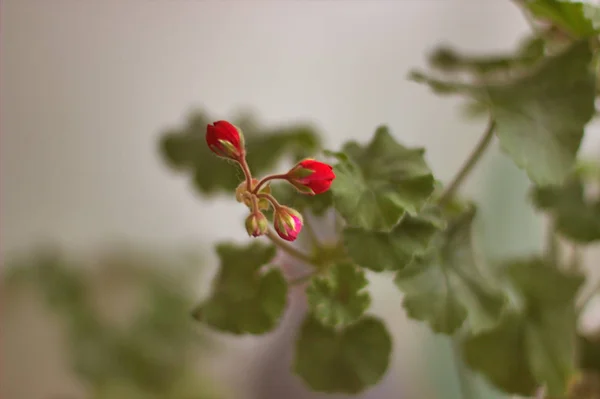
{"left": 2, "top": 1, "right": 600, "bottom": 399}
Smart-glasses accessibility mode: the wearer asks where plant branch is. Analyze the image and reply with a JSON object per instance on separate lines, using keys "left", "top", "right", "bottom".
{"left": 257, "top": 193, "right": 283, "bottom": 210}
{"left": 439, "top": 118, "right": 496, "bottom": 206}
{"left": 452, "top": 339, "right": 476, "bottom": 399}
{"left": 289, "top": 270, "right": 317, "bottom": 286}
{"left": 266, "top": 229, "right": 314, "bottom": 264}
{"left": 253, "top": 173, "right": 288, "bottom": 193}
{"left": 239, "top": 157, "right": 253, "bottom": 191}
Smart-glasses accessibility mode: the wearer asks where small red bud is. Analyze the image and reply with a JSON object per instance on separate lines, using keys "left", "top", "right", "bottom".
{"left": 287, "top": 159, "right": 335, "bottom": 195}
{"left": 245, "top": 212, "right": 269, "bottom": 238}
{"left": 273, "top": 206, "right": 303, "bottom": 242}
{"left": 206, "top": 120, "right": 245, "bottom": 160}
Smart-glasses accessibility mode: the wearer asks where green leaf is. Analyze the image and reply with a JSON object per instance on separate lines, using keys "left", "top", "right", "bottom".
{"left": 525, "top": 0, "right": 600, "bottom": 37}
{"left": 483, "top": 40, "right": 595, "bottom": 186}
{"left": 293, "top": 314, "right": 392, "bottom": 394}
{"left": 192, "top": 242, "right": 287, "bottom": 335}
{"left": 306, "top": 262, "right": 371, "bottom": 328}
{"left": 428, "top": 35, "right": 546, "bottom": 76}
{"left": 412, "top": 40, "right": 595, "bottom": 186}
{"left": 343, "top": 206, "right": 446, "bottom": 272}
{"left": 160, "top": 111, "right": 322, "bottom": 195}
{"left": 463, "top": 257, "right": 584, "bottom": 396}
{"left": 394, "top": 206, "right": 505, "bottom": 334}
{"left": 330, "top": 126, "right": 436, "bottom": 232}
{"left": 531, "top": 177, "right": 600, "bottom": 243}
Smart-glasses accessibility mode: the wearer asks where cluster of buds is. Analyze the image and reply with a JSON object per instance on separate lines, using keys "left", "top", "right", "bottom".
{"left": 206, "top": 120, "right": 336, "bottom": 241}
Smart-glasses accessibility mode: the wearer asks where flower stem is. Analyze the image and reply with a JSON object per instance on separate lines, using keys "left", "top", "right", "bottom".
{"left": 253, "top": 174, "right": 288, "bottom": 193}
{"left": 438, "top": 118, "right": 496, "bottom": 206}
{"left": 257, "top": 193, "right": 283, "bottom": 210}
{"left": 265, "top": 229, "right": 314, "bottom": 264}
{"left": 289, "top": 270, "right": 318, "bottom": 286}
{"left": 239, "top": 157, "right": 253, "bottom": 191}
{"left": 452, "top": 339, "right": 475, "bottom": 399}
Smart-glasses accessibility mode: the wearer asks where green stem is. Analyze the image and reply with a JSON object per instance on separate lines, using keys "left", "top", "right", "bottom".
{"left": 265, "top": 229, "right": 314, "bottom": 264}
{"left": 252, "top": 173, "right": 288, "bottom": 193}
{"left": 451, "top": 339, "right": 476, "bottom": 399}
{"left": 439, "top": 118, "right": 496, "bottom": 206}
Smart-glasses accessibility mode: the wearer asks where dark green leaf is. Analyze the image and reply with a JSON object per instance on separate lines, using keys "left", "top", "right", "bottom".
{"left": 531, "top": 177, "right": 600, "bottom": 243}
{"left": 192, "top": 242, "right": 287, "bottom": 335}
{"left": 293, "top": 315, "right": 391, "bottom": 394}
{"left": 412, "top": 41, "right": 595, "bottom": 186}
{"left": 463, "top": 257, "right": 584, "bottom": 396}
{"left": 394, "top": 206, "right": 505, "bottom": 334}
{"left": 344, "top": 206, "right": 445, "bottom": 272}
{"left": 330, "top": 126, "right": 435, "bottom": 232}
{"left": 525, "top": 0, "right": 600, "bottom": 37}
{"left": 306, "top": 262, "right": 371, "bottom": 328}
{"left": 159, "top": 111, "right": 322, "bottom": 195}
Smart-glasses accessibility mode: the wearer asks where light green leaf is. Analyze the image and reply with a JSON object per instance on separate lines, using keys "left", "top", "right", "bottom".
{"left": 394, "top": 206, "right": 505, "bottom": 334}
{"left": 192, "top": 242, "right": 287, "bottom": 335}
{"left": 531, "top": 177, "right": 600, "bottom": 243}
{"left": 293, "top": 315, "right": 392, "bottom": 394}
{"left": 160, "top": 111, "right": 322, "bottom": 195}
{"left": 306, "top": 262, "right": 371, "bottom": 328}
{"left": 343, "top": 206, "right": 445, "bottom": 272}
{"left": 526, "top": 0, "right": 600, "bottom": 37}
{"left": 330, "top": 126, "right": 436, "bottom": 232}
{"left": 463, "top": 257, "right": 584, "bottom": 397}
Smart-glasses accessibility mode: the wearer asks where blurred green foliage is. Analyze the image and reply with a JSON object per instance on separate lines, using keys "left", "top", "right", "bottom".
{"left": 5, "top": 249, "right": 222, "bottom": 399}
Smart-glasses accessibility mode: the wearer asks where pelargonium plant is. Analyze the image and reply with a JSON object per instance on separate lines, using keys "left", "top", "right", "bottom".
{"left": 160, "top": 1, "right": 600, "bottom": 398}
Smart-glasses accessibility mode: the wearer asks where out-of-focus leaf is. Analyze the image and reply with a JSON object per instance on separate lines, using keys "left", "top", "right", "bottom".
{"left": 306, "top": 262, "right": 371, "bottom": 328}
{"left": 330, "top": 126, "right": 435, "bottom": 232}
{"left": 160, "top": 111, "right": 322, "bottom": 195}
{"left": 293, "top": 315, "right": 391, "bottom": 394}
{"left": 192, "top": 242, "right": 287, "bottom": 335}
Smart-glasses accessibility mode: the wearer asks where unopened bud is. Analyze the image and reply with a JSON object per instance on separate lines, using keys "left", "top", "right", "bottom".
{"left": 245, "top": 212, "right": 269, "bottom": 238}
{"left": 273, "top": 206, "right": 303, "bottom": 242}
{"left": 206, "top": 120, "right": 245, "bottom": 160}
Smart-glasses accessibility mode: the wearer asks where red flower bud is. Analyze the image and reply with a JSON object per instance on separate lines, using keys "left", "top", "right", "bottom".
{"left": 273, "top": 206, "right": 303, "bottom": 242}
{"left": 287, "top": 159, "right": 336, "bottom": 195}
{"left": 245, "top": 212, "right": 269, "bottom": 238}
{"left": 206, "top": 120, "right": 245, "bottom": 160}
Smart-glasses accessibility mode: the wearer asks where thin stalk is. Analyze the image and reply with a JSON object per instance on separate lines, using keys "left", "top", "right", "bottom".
{"left": 252, "top": 173, "right": 288, "bottom": 193}
{"left": 265, "top": 229, "right": 314, "bottom": 264}
{"left": 239, "top": 157, "right": 253, "bottom": 191}
{"left": 257, "top": 193, "right": 283, "bottom": 210}
{"left": 289, "top": 270, "right": 317, "bottom": 286}
{"left": 439, "top": 119, "right": 496, "bottom": 206}
{"left": 452, "top": 339, "right": 476, "bottom": 399}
